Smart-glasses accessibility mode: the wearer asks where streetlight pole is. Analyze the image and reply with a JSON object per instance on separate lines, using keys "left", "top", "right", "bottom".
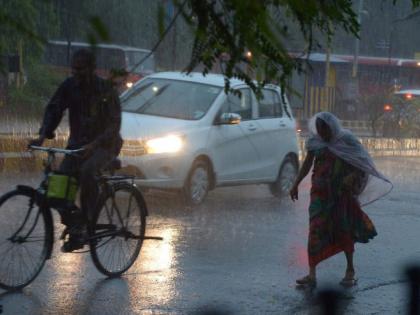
{"left": 352, "top": 0, "right": 364, "bottom": 78}
{"left": 324, "top": 22, "right": 332, "bottom": 112}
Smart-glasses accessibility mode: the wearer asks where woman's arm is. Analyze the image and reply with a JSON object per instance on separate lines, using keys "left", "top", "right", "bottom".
{"left": 289, "top": 151, "right": 314, "bottom": 201}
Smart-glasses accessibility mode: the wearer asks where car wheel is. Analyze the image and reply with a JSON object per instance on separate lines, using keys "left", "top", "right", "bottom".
{"left": 270, "top": 156, "right": 298, "bottom": 198}
{"left": 184, "top": 160, "right": 210, "bottom": 205}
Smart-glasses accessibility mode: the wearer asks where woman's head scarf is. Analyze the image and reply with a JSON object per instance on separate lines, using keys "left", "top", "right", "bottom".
{"left": 306, "top": 112, "right": 393, "bottom": 206}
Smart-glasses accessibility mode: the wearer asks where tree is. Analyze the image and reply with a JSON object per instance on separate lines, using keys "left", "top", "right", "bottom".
{"left": 383, "top": 92, "right": 420, "bottom": 138}
{"left": 0, "top": 0, "right": 57, "bottom": 68}
{"left": 170, "top": 0, "right": 420, "bottom": 95}
{"left": 2, "top": 0, "right": 420, "bottom": 94}
{"left": 359, "top": 87, "right": 393, "bottom": 137}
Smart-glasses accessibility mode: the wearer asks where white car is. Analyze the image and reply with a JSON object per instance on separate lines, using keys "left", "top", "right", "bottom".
{"left": 119, "top": 72, "right": 299, "bottom": 205}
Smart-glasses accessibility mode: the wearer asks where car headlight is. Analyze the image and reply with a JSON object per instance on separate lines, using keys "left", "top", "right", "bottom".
{"left": 145, "top": 135, "right": 183, "bottom": 154}
{"left": 126, "top": 81, "right": 134, "bottom": 88}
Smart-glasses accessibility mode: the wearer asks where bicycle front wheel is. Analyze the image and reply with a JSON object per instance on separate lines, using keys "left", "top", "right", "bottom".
{"left": 90, "top": 182, "right": 146, "bottom": 277}
{"left": 0, "top": 189, "right": 52, "bottom": 290}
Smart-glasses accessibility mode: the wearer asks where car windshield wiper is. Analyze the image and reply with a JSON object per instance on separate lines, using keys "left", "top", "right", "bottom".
{"left": 137, "top": 84, "right": 170, "bottom": 113}
{"left": 121, "top": 82, "right": 153, "bottom": 107}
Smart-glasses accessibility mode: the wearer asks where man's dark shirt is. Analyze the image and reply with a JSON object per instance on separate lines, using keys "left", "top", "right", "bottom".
{"left": 39, "top": 75, "right": 122, "bottom": 153}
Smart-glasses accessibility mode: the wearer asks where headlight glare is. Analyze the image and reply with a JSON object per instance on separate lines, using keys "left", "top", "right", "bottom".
{"left": 145, "top": 135, "right": 183, "bottom": 154}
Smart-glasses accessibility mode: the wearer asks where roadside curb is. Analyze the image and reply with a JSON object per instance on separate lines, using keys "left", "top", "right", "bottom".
{"left": 0, "top": 134, "right": 67, "bottom": 173}
{"left": 2, "top": 135, "right": 420, "bottom": 173}
{"left": 298, "top": 136, "right": 420, "bottom": 159}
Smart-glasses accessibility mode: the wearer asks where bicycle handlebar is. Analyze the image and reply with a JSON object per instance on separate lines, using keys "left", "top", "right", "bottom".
{"left": 29, "top": 145, "right": 85, "bottom": 156}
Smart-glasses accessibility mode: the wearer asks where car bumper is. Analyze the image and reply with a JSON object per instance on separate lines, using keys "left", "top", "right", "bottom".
{"left": 119, "top": 153, "right": 192, "bottom": 189}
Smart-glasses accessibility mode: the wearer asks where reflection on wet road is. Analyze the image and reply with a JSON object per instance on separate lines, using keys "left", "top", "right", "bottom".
{"left": 0, "top": 157, "right": 419, "bottom": 314}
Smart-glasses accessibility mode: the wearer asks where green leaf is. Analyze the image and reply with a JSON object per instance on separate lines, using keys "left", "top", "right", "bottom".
{"left": 88, "top": 15, "right": 110, "bottom": 42}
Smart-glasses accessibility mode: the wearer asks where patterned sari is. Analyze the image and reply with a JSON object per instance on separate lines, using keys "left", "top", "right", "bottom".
{"left": 308, "top": 148, "right": 377, "bottom": 267}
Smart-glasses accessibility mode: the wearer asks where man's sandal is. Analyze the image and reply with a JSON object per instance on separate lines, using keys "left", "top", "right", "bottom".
{"left": 296, "top": 275, "right": 317, "bottom": 287}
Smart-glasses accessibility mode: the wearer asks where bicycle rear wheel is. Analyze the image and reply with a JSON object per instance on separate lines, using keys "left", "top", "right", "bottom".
{"left": 90, "top": 182, "right": 146, "bottom": 277}
{"left": 0, "top": 189, "right": 52, "bottom": 290}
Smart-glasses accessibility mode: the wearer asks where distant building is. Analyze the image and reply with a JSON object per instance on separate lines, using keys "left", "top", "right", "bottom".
{"left": 290, "top": 53, "right": 420, "bottom": 120}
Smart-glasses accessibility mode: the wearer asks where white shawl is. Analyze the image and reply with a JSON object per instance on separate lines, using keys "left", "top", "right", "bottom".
{"left": 306, "top": 112, "right": 393, "bottom": 206}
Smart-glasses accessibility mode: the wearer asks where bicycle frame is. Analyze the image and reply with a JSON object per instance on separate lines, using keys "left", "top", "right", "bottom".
{"left": 0, "top": 145, "right": 157, "bottom": 289}
{"left": 17, "top": 146, "right": 151, "bottom": 252}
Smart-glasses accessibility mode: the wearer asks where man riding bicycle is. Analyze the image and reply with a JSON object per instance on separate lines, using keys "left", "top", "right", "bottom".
{"left": 30, "top": 49, "right": 123, "bottom": 252}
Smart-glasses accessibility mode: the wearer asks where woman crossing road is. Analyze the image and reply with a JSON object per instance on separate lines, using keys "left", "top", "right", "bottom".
{"left": 289, "top": 112, "right": 393, "bottom": 287}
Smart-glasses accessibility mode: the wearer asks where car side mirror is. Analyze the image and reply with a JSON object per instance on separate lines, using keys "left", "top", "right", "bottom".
{"left": 216, "top": 113, "right": 242, "bottom": 125}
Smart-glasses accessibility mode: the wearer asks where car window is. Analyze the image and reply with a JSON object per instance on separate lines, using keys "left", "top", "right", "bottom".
{"left": 220, "top": 89, "right": 253, "bottom": 120}
{"left": 258, "top": 89, "right": 283, "bottom": 118}
{"left": 121, "top": 78, "right": 222, "bottom": 120}
{"left": 274, "top": 92, "right": 284, "bottom": 117}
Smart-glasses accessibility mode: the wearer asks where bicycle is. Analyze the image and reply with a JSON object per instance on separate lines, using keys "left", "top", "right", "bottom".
{"left": 0, "top": 145, "right": 160, "bottom": 291}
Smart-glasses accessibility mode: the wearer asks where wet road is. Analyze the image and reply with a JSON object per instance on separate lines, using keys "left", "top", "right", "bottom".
{"left": 0, "top": 156, "right": 420, "bottom": 314}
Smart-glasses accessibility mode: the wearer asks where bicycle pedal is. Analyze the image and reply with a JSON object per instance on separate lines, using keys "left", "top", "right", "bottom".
{"left": 61, "top": 240, "right": 85, "bottom": 253}
{"left": 60, "top": 227, "right": 69, "bottom": 240}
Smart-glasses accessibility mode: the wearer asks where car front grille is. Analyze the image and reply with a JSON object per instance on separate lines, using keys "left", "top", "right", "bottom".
{"left": 120, "top": 139, "right": 146, "bottom": 157}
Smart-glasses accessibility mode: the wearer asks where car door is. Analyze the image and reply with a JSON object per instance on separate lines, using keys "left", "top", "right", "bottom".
{"left": 207, "top": 88, "right": 260, "bottom": 183}
{"left": 252, "top": 88, "right": 290, "bottom": 180}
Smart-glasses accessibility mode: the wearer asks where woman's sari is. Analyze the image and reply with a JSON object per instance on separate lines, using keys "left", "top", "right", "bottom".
{"left": 308, "top": 148, "right": 377, "bottom": 267}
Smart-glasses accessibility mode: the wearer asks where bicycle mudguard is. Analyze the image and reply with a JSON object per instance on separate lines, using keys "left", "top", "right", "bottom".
{"left": 16, "top": 185, "right": 55, "bottom": 259}
{"left": 17, "top": 185, "right": 45, "bottom": 207}
{"left": 16, "top": 185, "right": 37, "bottom": 196}
{"left": 103, "top": 182, "right": 149, "bottom": 217}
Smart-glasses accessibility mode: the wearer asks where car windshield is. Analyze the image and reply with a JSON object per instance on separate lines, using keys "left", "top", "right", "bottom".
{"left": 121, "top": 78, "right": 222, "bottom": 120}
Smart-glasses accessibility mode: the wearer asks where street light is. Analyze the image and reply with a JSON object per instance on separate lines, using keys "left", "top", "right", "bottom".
{"left": 352, "top": 0, "right": 369, "bottom": 78}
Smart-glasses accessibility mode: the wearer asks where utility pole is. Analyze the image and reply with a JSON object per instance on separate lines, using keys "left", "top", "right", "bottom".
{"left": 324, "top": 22, "right": 332, "bottom": 111}
{"left": 172, "top": 18, "right": 177, "bottom": 70}
{"left": 352, "top": 0, "right": 364, "bottom": 78}
{"left": 16, "top": 40, "right": 23, "bottom": 88}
